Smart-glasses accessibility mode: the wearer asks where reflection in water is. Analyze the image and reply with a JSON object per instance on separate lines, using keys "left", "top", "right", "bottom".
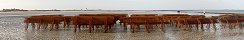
{"left": 0, "top": 11, "right": 243, "bottom": 40}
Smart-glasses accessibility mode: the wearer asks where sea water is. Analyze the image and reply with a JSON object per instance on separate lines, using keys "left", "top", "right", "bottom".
{"left": 0, "top": 10, "right": 244, "bottom": 40}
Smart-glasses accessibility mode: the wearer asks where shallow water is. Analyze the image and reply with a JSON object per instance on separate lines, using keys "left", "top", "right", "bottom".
{"left": 0, "top": 11, "right": 243, "bottom": 40}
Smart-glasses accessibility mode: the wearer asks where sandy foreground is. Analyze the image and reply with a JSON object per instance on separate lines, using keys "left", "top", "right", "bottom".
{"left": 0, "top": 11, "right": 243, "bottom": 40}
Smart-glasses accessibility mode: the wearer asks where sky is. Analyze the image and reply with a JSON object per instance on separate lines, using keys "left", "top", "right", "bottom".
{"left": 0, "top": 0, "right": 243, "bottom": 10}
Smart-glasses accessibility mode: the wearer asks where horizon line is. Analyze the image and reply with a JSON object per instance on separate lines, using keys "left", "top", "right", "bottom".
{"left": 0, "top": 8, "right": 240, "bottom": 10}
{"left": 0, "top": 9, "right": 243, "bottom": 11}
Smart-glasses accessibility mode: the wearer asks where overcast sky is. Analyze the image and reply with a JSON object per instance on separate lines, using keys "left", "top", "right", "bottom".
{"left": 0, "top": 0, "right": 243, "bottom": 10}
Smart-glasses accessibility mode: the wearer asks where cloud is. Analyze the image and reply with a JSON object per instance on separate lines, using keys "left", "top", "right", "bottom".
{"left": 0, "top": 0, "right": 243, "bottom": 10}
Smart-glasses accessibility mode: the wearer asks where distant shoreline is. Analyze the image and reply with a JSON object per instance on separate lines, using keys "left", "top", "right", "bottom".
{"left": 1, "top": 10, "right": 244, "bottom": 14}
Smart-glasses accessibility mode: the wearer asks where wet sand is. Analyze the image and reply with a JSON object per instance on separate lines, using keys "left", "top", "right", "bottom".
{"left": 0, "top": 11, "right": 244, "bottom": 40}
